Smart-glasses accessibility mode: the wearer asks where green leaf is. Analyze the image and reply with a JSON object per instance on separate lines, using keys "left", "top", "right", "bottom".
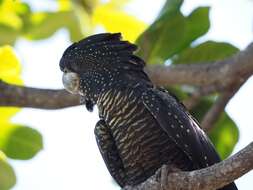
{"left": 209, "top": 113, "right": 239, "bottom": 159}
{"left": 0, "top": 153, "right": 16, "bottom": 190}
{"left": 0, "top": 124, "right": 43, "bottom": 160}
{"left": 157, "top": 0, "right": 183, "bottom": 19}
{"left": 0, "top": 25, "right": 19, "bottom": 45}
{"left": 173, "top": 41, "right": 239, "bottom": 64}
{"left": 25, "top": 11, "right": 83, "bottom": 41}
{"left": 137, "top": 2, "right": 210, "bottom": 64}
{"left": 0, "top": 2, "right": 31, "bottom": 45}
{"left": 184, "top": 7, "right": 210, "bottom": 46}
{"left": 190, "top": 98, "right": 239, "bottom": 158}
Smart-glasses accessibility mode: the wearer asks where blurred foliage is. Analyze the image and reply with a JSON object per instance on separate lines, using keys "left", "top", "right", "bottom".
{"left": 0, "top": 0, "right": 147, "bottom": 44}
{"left": 209, "top": 113, "right": 239, "bottom": 159}
{"left": 0, "top": 0, "right": 242, "bottom": 188}
{"left": 0, "top": 45, "right": 22, "bottom": 85}
{"left": 0, "top": 45, "right": 43, "bottom": 189}
{"left": 0, "top": 124, "right": 43, "bottom": 160}
{"left": 172, "top": 41, "right": 239, "bottom": 64}
{"left": 0, "top": 151, "right": 16, "bottom": 190}
{"left": 137, "top": 0, "right": 210, "bottom": 64}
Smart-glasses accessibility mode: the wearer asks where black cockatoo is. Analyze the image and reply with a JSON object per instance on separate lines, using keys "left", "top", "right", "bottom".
{"left": 60, "top": 33, "right": 238, "bottom": 190}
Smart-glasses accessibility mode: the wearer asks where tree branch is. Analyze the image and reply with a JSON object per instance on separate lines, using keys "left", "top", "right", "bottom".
{"left": 182, "top": 85, "right": 220, "bottom": 110}
{"left": 123, "top": 142, "right": 253, "bottom": 190}
{"left": 201, "top": 91, "right": 235, "bottom": 131}
{"left": 0, "top": 80, "right": 80, "bottom": 109}
{"left": 0, "top": 42, "right": 253, "bottom": 109}
{"left": 200, "top": 71, "right": 246, "bottom": 132}
{"left": 145, "top": 42, "right": 253, "bottom": 88}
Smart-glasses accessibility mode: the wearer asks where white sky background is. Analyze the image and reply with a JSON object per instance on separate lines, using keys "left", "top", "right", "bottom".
{"left": 9, "top": 0, "right": 253, "bottom": 189}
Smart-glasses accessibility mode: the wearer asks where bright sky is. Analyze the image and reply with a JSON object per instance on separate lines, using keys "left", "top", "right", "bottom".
{"left": 9, "top": 0, "right": 253, "bottom": 189}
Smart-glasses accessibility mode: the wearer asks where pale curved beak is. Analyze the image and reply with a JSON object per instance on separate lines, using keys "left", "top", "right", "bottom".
{"left": 62, "top": 72, "right": 80, "bottom": 94}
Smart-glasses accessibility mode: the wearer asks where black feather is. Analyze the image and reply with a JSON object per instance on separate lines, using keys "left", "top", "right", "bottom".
{"left": 85, "top": 99, "right": 94, "bottom": 112}
{"left": 60, "top": 33, "right": 144, "bottom": 74}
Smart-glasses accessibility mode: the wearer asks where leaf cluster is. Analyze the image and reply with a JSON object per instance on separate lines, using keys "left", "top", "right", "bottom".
{"left": 0, "top": 46, "right": 42, "bottom": 189}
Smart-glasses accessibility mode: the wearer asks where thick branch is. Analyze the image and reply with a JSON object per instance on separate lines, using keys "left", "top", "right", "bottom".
{"left": 0, "top": 80, "right": 80, "bottom": 109}
{"left": 146, "top": 42, "right": 253, "bottom": 88}
{"left": 123, "top": 142, "right": 253, "bottom": 190}
{"left": 0, "top": 42, "right": 253, "bottom": 109}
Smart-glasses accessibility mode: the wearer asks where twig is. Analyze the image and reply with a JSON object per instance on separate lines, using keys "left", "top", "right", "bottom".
{"left": 200, "top": 74, "right": 246, "bottom": 132}
{"left": 123, "top": 142, "right": 253, "bottom": 190}
{"left": 201, "top": 91, "right": 235, "bottom": 132}
{"left": 182, "top": 85, "right": 220, "bottom": 110}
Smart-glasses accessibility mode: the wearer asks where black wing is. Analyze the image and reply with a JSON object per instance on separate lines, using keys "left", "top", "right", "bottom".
{"left": 94, "top": 120, "right": 126, "bottom": 187}
{"left": 141, "top": 87, "right": 221, "bottom": 168}
{"left": 141, "top": 87, "right": 238, "bottom": 190}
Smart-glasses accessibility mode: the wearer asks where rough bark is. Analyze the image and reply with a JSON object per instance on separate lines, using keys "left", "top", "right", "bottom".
{"left": 145, "top": 42, "right": 253, "bottom": 88}
{"left": 0, "top": 80, "right": 80, "bottom": 109}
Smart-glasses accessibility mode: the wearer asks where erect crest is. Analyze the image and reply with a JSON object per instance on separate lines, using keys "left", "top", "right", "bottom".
{"left": 60, "top": 33, "right": 145, "bottom": 73}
